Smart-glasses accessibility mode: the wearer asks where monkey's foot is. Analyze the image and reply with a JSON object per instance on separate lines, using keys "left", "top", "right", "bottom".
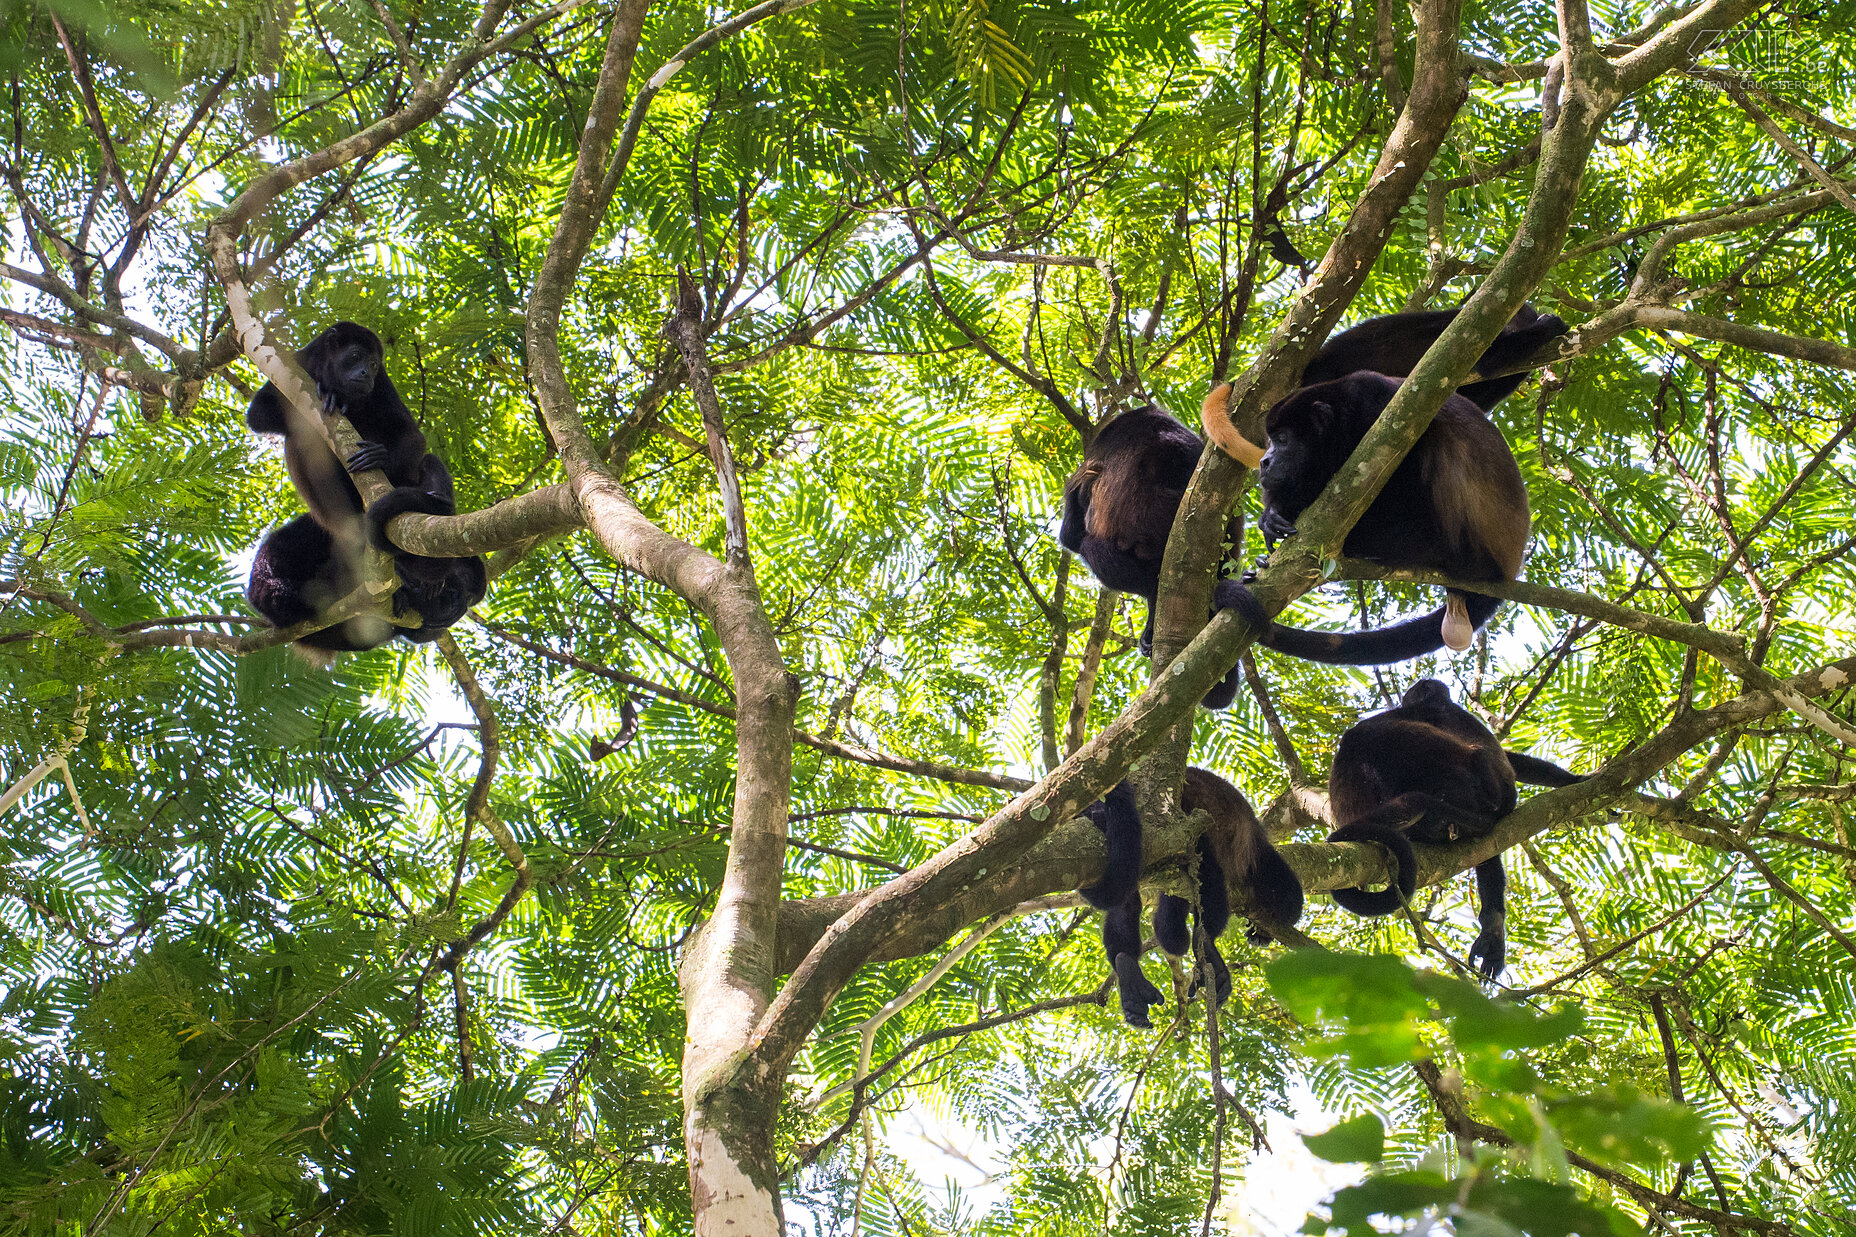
{"left": 1113, "top": 953, "right": 1164, "bottom": 1028}
{"left": 1441, "top": 594, "right": 1475, "bottom": 651}
{"left": 1469, "top": 926, "right": 1505, "bottom": 982}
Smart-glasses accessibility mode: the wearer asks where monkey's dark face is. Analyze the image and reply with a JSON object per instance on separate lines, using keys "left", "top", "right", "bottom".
{"left": 1400, "top": 678, "right": 1454, "bottom": 710}
{"left": 1257, "top": 395, "right": 1337, "bottom": 504}
{"left": 303, "top": 322, "right": 385, "bottom": 408}
{"left": 320, "top": 341, "right": 380, "bottom": 406}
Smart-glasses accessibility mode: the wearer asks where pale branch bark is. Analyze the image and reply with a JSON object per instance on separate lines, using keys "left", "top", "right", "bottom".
{"left": 0, "top": 261, "right": 190, "bottom": 359}
{"left": 1610, "top": 0, "right": 1766, "bottom": 95}
{"left": 1064, "top": 588, "right": 1117, "bottom": 757}
{"left": 1780, "top": 783, "right": 1856, "bottom": 801}
{"left": 383, "top": 482, "right": 585, "bottom": 561}
{"left": 495, "top": 6, "right": 821, "bottom": 1226}
{"left": 1632, "top": 306, "right": 1856, "bottom": 371}
{"left": 1623, "top": 179, "right": 1853, "bottom": 299}
{"left": 666, "top": 271, "right": 752, "bottom": 567}
{"left": 216, "top": 0, "right": 570, "bottom": 238}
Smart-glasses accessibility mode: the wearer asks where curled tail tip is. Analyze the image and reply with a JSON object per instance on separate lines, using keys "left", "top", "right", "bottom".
{"left": 1211, "top": 579, "right": 1270, "bottom": 631}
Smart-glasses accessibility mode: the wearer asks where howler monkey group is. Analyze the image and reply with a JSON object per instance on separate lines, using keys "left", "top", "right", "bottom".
{"left": 245, "top": 322, "right": 485, "bottom": 661}
{"left": 1080, "top": 770, "right": 1303, "bottom": 1027}
{"left": 1057, "top": 300, "right": 1578, "bottom": 1016}
{"left": 1326, "top": 678, "right": 1583, "bottom": 978}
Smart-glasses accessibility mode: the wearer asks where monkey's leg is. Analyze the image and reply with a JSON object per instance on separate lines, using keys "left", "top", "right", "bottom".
{"left": 1506, "top": 751, "right": 1585, "bottom": 788}
{"left": 1468, "top": 857, "right": 1507, "bottom": 981}
{"left": 1078, "top": 781, "right": 1142, "bottom": 910}
{"left": 1102, "top": 893, "right": 1163, "bottom": 1028}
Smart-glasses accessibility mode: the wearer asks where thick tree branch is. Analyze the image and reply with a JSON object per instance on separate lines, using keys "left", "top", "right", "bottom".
{"left": 768, "top": 654, "right": 1856, "bottom": 982}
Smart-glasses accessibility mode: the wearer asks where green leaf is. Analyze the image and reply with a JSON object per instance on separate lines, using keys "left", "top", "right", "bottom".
{"left": 1302, "top": 1113, "right": 1385, "bottom": 1163}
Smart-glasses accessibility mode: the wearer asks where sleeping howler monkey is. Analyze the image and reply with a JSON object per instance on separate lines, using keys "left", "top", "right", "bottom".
{"left": 1058, "top": 406, "right": 1251, "bottom": 708}
{"left": 245, "top": 322, "right": 485, "bottom": 660}
{"left": 1064, "top": 306, "right": 1559, "bottom": 676}
{"left": 1298, "top": 304, "right": 1568, "bottom": 413}
{"left": 1079, "top": 770, "right": 1303, "bottom": 1028}
{"left": 1326, "top": 678, "right": 1583, "bottom": 979}
{"left": 1217, "top": 370, "right": 1531, "bottom": 662}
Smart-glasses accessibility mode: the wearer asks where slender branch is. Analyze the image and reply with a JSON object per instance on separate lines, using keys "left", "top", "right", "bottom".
{"left": 666, "top": 271, "right": 752, "bottom": 568}
{"left": 1723, "top": 81, "right": 1856, "bottom": 215}
{"left": 434, "top": 634, "right": 531, "bottom": 970}
{"left": 1412, "top": 1060, "right": 1793, "bottom": 1234}
{"left": 476, "top": 620, "right": 1030, "bottom": 791}
{"left": 1065, "top": 589, "right": 1117, "bottom": 757}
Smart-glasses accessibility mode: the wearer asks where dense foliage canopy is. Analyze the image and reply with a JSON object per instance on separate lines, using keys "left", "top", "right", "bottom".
{"left": 2, "top": 0, "right": 1855, "bottom": 1230}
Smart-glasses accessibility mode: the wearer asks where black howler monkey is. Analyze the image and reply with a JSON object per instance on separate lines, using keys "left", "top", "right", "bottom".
{"left": 1079, "top": 770, "right": 1303, "bottom": 1027}
{"left": 1195, "top": 305, "right": 1559, "bottom": 665}
{"left": 1326, "top": 678, "right": 1583, "bottom": 979}
{"left": 245, "top": 322, "right": 485, "bottom": 659}
{"left": 1212, "top": 371, "right": 1531, "bottom": 663}
{"left": 1064, "top": 306, "right": 1560, "bottom": 679}
{"left": 1299, "top": 304, "right": 1568, "bottom": 412}
{"left": 1058, "top": 406, "right": 1252, "bottom": 708}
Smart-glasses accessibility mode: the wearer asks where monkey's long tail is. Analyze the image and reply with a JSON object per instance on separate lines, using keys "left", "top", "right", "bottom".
{"left": 1325, "top": 821, "right": 1419, "bottom": 918}
{"left": 1213, "top": 581, "right": 1502, "bottom": 666}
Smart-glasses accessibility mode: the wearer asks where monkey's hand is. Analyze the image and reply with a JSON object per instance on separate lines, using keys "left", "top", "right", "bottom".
{"left": 1469, "top": 926, "right": 1505, "bottom": 982}
{"left": 346, "top": 443, "right": 390, "bottom": 474}
{"left": 1260, "top": 507, "right": 1298, "bottom": 544}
